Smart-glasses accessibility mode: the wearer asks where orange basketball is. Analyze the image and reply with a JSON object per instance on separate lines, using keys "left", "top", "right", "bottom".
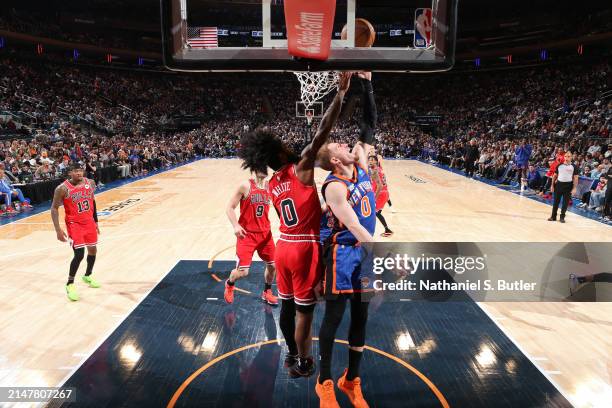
{"left": 341, "top": 18, "right": 376, "bottom": 47}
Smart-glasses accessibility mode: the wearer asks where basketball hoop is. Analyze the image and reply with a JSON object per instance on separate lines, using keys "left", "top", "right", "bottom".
{"left": 293, "top": 71, "right": 339, "bottom": 111}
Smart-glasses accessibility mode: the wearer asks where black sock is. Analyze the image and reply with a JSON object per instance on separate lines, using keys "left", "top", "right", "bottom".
{"left": 85, "top": 255, "right": 96, "bottom": 276}
{"left": 318, "top": 298, "right": 347, "bottom": 383}
{"left": 264, "top": 283, "right": 272, "bottom": 291}
{"left": 67, "top": 248, "right": 84, "bottom": 285}
{"left": 346, "top": 349, "right": 363, "bottom": 381}
{"left": 279, "top": 300, "right": 298, "bottom": 356}
{"left": 376, "top": 211, "right": 390, "bottom": 230}
{"left": 227, "top": 279, "right": 235, "bottom": 286}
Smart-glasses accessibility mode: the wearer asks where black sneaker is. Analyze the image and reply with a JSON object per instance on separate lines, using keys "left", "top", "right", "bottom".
{"left": 547, "top": 217, "right": 556, "bottom": 222}
{"left": 288, "top": 356, "right": 315, "bottom": 378}
{"left": 284, "top": 353, "right": 298, "bottom": 368}
{"left": 559, "top": 218, "right": 565, "bottom": 223}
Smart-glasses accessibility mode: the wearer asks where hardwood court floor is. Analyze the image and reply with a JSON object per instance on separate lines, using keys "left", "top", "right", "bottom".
{"left": 0, "top": 159, "right": 610, "bottom": 407}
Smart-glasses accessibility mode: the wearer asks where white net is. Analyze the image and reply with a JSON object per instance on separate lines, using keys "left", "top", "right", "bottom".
{"left": 293, "top": 71, "right": 339, "bottom": 110}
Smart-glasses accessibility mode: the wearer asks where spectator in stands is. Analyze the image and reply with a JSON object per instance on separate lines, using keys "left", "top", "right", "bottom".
{"left": 526, "top": 165, "right": 542, "bottom": 190}
{"left": 34, "top": 160, "right": 55, "bottom": 181}
{"left": 578, "top": 176, "right": 607, "bottom": 211}
{"left": 0, "top": 167, "right": 32, "bottom": 213}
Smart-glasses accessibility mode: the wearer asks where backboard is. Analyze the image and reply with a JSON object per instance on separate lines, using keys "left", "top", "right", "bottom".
{"left": 160, "top": 0, "right": 458, "bottom": 72}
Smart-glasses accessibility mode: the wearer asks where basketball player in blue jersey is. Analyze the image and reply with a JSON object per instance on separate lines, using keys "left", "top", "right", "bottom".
{"left": 313, "top": 72, "right": 377, "bottom": 408}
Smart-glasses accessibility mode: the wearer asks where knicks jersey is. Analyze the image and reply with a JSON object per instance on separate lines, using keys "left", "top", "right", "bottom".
{"left": 238, "top": 179, "right": 271, "bottom": 233}
{"left": 322, "top": 165, "right": 376, "bottom": 245}
{"left": 269, "top": 164, "right": 322, "bottom": 237}
{"left": 63, "top": 179, "right": 95, "bottom": 224}
{"left": 320, "top": 206, "right": 333, "bottom": 244}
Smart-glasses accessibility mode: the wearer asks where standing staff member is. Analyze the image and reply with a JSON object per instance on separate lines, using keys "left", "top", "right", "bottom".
{"left": 602, "top": 166, "right": 612, "bottom": 221}
{"left": 548, "top": 151, "right": 578, "bottom": 224}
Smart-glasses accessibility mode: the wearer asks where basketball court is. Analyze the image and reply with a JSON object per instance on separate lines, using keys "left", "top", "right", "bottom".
{"left": 1, "top": 159, "right": 610, "bottom": 407}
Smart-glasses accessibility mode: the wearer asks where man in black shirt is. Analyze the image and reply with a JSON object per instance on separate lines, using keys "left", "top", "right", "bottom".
{"left": 602, "top": 166, "right": 612, "bottom": 221}
{"left": 464, "top": 138, "right": 480, "bottom": 178}
{"left": 548, "top": 151, "right": 579, "bottom": 223}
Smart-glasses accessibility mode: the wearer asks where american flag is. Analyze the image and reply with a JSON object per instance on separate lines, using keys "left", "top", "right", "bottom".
{"left": 187, "top": 27, "right": 219, "bottom": 48}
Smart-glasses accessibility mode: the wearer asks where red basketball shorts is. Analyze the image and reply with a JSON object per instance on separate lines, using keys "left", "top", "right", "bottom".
{"left": 66, "top": 220, "right": 98, "bottom": 249}
{"left": 235, "top": 230, "right": 275, "bottom": 269}
{"left": 274, "top": 235, "right": 322, "bottom": 306}
{"left": 375, "top": 190, "right": 389, "bottom": 211}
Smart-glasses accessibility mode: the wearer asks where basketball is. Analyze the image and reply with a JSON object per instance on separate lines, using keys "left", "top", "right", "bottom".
{"left": 341, "top": 18, "right": 376, "bottom": 47}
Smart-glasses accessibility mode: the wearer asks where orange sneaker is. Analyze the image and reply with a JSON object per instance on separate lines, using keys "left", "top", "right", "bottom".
{"left": 338, "top": 369, "right": 369, "bottom": 408}
{"left": 315, "top": 377, "right": 340, "bottom": 408}
{"left": 261, "top": 289, "right": 278, "bottom": 305}
{"left": 224, "top": 280, "right": 235, "bottom": 304}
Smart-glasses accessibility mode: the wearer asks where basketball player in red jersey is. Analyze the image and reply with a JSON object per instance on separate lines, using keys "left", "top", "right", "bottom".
{"left": 51, "top": 163, "right": 100, "bottom": 301}
{"left": 224, "top": 170, "right": 278, "bottom": 305}
{"left": 368, "top": 153, "right": 393, "bottom": 237}
{"left": 238, "top": 72, "right": 352, "bottom": 378}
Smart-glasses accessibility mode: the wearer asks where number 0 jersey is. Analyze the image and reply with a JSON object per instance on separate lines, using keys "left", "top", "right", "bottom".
{"left": 321, "top": 165, "right": 376, "bottom": 246}
{"left": 238, "top": 179, "right": 272, "bottom": 233}
{"left": 63, "top": 178, "right": 95, "bottom": 224}
{"left": 269, "top": 164, "right": 322, "bottom": 239}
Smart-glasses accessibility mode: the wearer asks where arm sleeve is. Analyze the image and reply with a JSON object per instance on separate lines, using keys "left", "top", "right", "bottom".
{"left": 358, "top": 79, "right": 377, "bottom": 145}
{"left": 93, "top": 200, "right": 98, "bottom": 222}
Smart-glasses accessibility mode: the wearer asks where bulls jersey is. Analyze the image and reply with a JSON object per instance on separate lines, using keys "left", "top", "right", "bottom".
{"left": 63, "top": 179, "right": 95, "bottom": 224}
{"left": 322, "top": 165, "right": 376, "bottom": 246}
{"left": 370, "top": 166, "right": 388, "bottom": 193}
{"left": 269, "top": 164, "right": 322, "bottom": 237}
{"left": 238, "top": 179, "right": 272, "bottom": 233}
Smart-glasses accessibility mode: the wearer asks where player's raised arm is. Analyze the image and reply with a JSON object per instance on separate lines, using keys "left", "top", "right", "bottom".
{"left": 297, "top": 72, "right": 352, "bottom": 179}
{"left": 325, "top": 182, "right": 374, "bottom": 243}
{"left": 226, "top": 181, "right": 250, "bottom": 239}
{"left": 352, "top": 72, "right": 377, "bottom": 170}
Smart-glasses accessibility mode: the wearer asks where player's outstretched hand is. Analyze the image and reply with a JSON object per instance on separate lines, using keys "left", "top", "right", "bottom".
{"left": 357, "top": 71, "right": 372, "bottom": 81}
{"left": 234, "top": 225, "right": 247, "bottom": 239}
{"left": 337, "top": 71, "right": 352, "bottom": 92}
{"left": 56, "top": 229, "right": 68, "bottom": 242}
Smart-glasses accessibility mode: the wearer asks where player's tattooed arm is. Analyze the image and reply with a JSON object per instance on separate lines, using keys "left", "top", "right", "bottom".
{"left": 51, "top": 184, "right": 68, "bottom": 242}
{"left": 297, "top": 71, "right": 352, "bottom": 181}
{"left": 226, "top": 181, "right": 250, "bottom": 239}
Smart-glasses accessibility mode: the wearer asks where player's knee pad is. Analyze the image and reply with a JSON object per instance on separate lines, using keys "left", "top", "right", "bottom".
{"left": 295, "top": 303, "right": 315, "bottom": 314}
{"left": 72, "top": 247, "right": 85, "bottom": 262}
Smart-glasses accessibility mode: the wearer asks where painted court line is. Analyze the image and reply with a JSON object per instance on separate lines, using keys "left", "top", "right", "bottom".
{"left": 206, "top": 298, "right": 218, "bottom": 301}
{"left": 476, "top": 303, "right": 575, "bottom": 406}
{"left": 55, "top": 259, "right": 182, "bottom": 389}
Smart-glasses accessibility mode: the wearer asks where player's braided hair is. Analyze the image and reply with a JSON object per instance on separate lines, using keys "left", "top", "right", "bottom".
{"left": 238, "top": 127, "right": 300, "bottom": 173}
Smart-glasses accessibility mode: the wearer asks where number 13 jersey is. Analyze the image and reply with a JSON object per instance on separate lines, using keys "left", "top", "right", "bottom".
{"left": 63, "top": 178, "right": 95, "bottom": 224}
{"left": 269, "top": 164, "right": 322, "bottom": 239}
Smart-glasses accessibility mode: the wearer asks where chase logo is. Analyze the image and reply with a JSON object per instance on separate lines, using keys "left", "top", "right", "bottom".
{"left": 97, "top": 198, "right": 141, "bottom": 218}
